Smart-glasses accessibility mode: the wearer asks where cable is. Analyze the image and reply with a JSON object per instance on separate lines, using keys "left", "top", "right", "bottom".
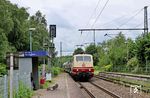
{"left": 81, "top": 0, "right": 102, "bottom": 46}
{"left": 85, "top": 0, "right": 102, "bottom": 28}
{"left": 99, "top": 7, "right": 146, "bottom": 28}
{"left": 133, "top": 19, "right": 150, "bottom": 28}
{"left": 91, "top": 0, "right": 110, "bottom": 28}
{"left": 118, "top": 8, "right": 143, "bottom": 27}
{"left": 99, "top": 15, "right": 127, "bottom": 27}
{"left": 82, "top": 0, "right": 102, "bottom": 46}
{"left": 134, "top": 23, "right": 143, "bottom": 28}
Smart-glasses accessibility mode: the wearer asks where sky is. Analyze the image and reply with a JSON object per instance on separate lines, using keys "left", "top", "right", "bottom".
{"left": 9, "top": 0, "right": 150, "bottom": 56}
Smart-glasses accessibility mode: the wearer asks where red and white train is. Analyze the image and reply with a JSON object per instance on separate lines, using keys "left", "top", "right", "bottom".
{"left": 64, "top": 54, "right": 94, "bottom": 81}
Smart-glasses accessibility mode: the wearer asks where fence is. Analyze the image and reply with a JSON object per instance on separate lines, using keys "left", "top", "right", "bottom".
{"left": 0, "top": 73, "right": 31, "bottom": 98}
{"left": 0, "top": 75, "right": 8, "bottom": 98}
{"left": 110, "top": 66, "right": 150, "bottom": 75}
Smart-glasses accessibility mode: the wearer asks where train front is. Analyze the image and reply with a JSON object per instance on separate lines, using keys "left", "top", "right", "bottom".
{"left": 71, "top": 54, "right": 94, "bottom": 81}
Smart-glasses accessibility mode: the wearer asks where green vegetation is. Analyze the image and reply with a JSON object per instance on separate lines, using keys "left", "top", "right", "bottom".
{"left": 0, "top": 0, "right": 150, "bottom": 76}
{"left": 42, "top": 81, "right": 53, "bottom": 89}
{"left": 0, "top": 63, "right": 7, "bottom": 75}
{"left": 51, "top": 67, "right": 62, "bottom": 76}
{"left": 73, "top": 32, "right": 150, "bottom": 75}
{"left": 0, "top": 0, "right": 49, "bottom": 75}
{"left": 13, "top": 82, "right": 33, "bottom": 98}
{"left": 85, "top": 44, "right": 99, "bottom": 66}
{"left": 73, "top": 48, "right": 84, "bottom": 55}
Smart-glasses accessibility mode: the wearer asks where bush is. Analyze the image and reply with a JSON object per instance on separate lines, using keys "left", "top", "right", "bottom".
{"left": 14, "top": 82, "right": 33, "bottom": 98}
{"left": 127, "top": 57, "right": 139, "bottom": 73}
{"left": 94, "top": 66, "right": 100, "bottom": 75}
{"left": 103, "top": 64, "right": 112, "bottom": 71}
{"left": 0, "top": 63, "right": 7, "bottom": 75}
{"left": 127, "top": 57, "right": 139, "bottom": 68}
{"left": 51, "top": 67, "right": 62, "bottom": 76}
{"left": 95, "top": 64, "right": 112, "bottom": 73}
{"left": 94, "top": 66, "right": 100, "bottom": 70}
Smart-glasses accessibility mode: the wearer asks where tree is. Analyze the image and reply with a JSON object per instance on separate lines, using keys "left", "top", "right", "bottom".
{"left": 73, "top": 48, "right": 84, "bottom": 55}
{"left": 29, "top": 11, "right": 49, "bottom": 51}
{"left": 134, "top": 34, "right": 150, "bottom": 68}
{"left": 0, "top": 0, "right": 50, "bottom": 75}
{"left": 85, "top": 44, "right": 98, "bottom": 66}
{"left": 97, "top": 32, "right": 129, "bottom": 71}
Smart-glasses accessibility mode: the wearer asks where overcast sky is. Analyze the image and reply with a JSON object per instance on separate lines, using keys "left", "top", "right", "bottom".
{"left": 10, "top": 0, "right": 150, "bottom": 56}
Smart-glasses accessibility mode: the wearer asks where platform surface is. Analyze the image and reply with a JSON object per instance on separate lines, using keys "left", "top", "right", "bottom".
{"left": 32, "top": 73, "right": 85, "bottom": 98}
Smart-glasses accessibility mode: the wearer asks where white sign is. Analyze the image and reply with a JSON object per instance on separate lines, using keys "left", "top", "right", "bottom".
{"left": 130, "top": 85, "right": 141, "bottom": 94}
{"left": 46, "top": 73, "right": 52, "bottom": 81}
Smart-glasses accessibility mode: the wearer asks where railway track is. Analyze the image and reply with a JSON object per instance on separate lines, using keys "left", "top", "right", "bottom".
{"left": 93, "top": 76, "right": 150, "bottom": 98}
{"left": 78, "top": 82, "right": 95, "bottom": 98}
{"left": 99, "top": 72, "right": 150, "bottom": 80}
{"left": 78, "top": 81, "right": 120, "bottom": 98}
{"left": 96, "top": 72, "right": 150, "bottom": 93}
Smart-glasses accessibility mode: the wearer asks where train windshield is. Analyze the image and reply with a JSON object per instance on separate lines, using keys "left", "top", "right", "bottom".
{"left": 76, "top": 56, "right": 91, "bottom": 62}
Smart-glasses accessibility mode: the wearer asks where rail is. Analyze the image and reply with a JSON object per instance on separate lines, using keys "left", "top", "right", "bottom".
{"left": 95, "top": 73, "right": 150, "bottom": 93}
{"left": 78, "top": 82, "right": 95, "bottom": 98}
{"left": 99, "top": 72, "right": 150, "bottom": 79}
{"left": 89, "top": 81, "right": 120, "bottom": 98}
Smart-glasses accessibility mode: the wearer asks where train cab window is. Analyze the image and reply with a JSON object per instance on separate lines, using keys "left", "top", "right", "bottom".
{"left": 84, "top": 56, "right": 91, "bottom": 62}
{"left": 76, "top": 56, "right": 83, "bottom": 61}
{"left": 76, "top": 56, "right": 91, "bottom": 62}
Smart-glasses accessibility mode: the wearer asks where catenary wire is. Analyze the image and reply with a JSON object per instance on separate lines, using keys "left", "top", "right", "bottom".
{"left": 85, "top": 0, "right": 102, "bottom": 28}
{"left": 91, "top": 0, "right": 110, "bottom": 28}
{"left": 118, "top": 8, "right": 143, "bottom": 28}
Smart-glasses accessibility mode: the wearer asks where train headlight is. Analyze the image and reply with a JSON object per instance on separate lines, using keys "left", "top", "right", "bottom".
{"left": 89, "top": 69, "right": 91, "bottom": 71}
{"left": 77, "top": 69, "right": 78, "bottom": 71}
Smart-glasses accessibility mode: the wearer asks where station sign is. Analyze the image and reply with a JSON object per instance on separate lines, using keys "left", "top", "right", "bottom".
{"left": 24, "top": 51, "right": 49, "bottom": 57}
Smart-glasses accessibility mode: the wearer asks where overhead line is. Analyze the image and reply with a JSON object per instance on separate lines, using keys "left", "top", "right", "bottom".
{"left": 99, "top": 7, "right": 148, "bottom": 28}
{"left": 91, "top": 0, "right": 110, "bottom": 28}
{"left": 99, "top": 15, "right": 127, "bottom": 27}
{"left": 82, "top": 0, "right": 102, "bottom": 45}
{"left": 118, "top": 8, "right": 143, "bottom": 27}
{"left": 85, "top": 0, "right": 102, "bottom": 28}
{"left": 134, "top": 23, "right": 143, "bottom": 28}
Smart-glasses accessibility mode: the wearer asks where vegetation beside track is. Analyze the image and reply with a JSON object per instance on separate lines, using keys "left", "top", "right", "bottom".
{"left": 73, "top": 32, "right": 150, "bottom": 75}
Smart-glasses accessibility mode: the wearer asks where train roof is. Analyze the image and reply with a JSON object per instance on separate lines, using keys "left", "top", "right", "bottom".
{"left": 73, "top": 54, "right": 92, "bottom": 56}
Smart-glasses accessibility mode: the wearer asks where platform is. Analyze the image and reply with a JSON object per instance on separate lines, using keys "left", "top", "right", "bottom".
{"left": 32, "top": 73, "right": 85, "bottom": 98}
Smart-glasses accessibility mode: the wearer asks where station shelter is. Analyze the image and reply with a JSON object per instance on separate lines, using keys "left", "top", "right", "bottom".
{"left": 12, "top": 50, "right": 50, "bottom": 90}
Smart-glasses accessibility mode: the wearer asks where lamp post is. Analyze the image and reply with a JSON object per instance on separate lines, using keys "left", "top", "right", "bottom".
{"left": 29, "top": 28, "right": 36, "bottom": 51}
{"left": 125, "top": 41, "right": 128, "bottom": 62}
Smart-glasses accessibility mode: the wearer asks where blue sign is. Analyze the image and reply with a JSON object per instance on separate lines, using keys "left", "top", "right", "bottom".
{"left": 24, "top": 51, "right": 49, "bottom": 57}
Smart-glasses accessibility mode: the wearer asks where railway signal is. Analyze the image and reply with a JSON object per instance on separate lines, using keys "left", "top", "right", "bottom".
{"left": 49, "top": 25, "right": 56, "bottom": 38}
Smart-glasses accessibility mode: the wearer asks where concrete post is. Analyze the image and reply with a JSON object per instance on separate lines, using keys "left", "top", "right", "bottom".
{"left": 9, "top": 53, "right": 13, "bottom": 98}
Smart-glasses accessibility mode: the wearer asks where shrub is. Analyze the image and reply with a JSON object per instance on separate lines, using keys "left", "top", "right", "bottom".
{"left": 14, "top": 82, "right": 33, "bottom": 98}
{"left": 127, "top": 57, "right": 139, "bottom": 69}
{"left": 103, "top": 64, "right": 112, "bottom": 71}
{"left": 51, "top": 67, "right": 62, "bottom": 76}
{"left": 126, "top": 57, "right": 142, "bottom": 73}
{"left": 0, "top": 63, "right": 7, "bottom": 75}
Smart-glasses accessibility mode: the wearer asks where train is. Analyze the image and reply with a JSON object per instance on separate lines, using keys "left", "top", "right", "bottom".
{"left": 64, "top": 54, "right": 94, "bottom": 81}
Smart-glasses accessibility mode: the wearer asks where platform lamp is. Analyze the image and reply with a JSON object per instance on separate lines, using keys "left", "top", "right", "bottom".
{"left": 29, "top": 28, "right": 36, "bottom": 51}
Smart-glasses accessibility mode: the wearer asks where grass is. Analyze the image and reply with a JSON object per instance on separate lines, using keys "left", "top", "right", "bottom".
{"left": 42, "top": 80, "right": 55, "bottom": 89}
